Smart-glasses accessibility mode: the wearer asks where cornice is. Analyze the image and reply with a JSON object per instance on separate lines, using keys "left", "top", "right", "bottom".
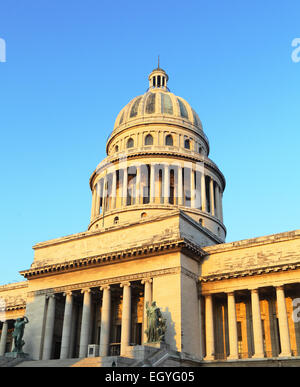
{"left": 203, "top": 229, "right": 300, "bottom": 255}
{"left": 199, "top": 262, "right": 300, "bottom": 283}
{"left": 21, "top": 238, "right": 205, "bottom": 280}
{"left": 27, "top": 265, "right": 199, "bottom": 297}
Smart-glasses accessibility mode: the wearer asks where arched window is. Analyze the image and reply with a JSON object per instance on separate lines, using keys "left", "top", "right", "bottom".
{"left": 184, "top": 139, "right": 190, "bottom": 149}
{"left": 114, "top": 216, "right": 119, "bottom": 224}
{"left": 115, "top": 145, "right": 119, "bottom": 153}
{"left": 144, "top": 134, "right": 153, "bottom": 146}
{"left": 165, "top": 134, "right": 173, "bottom": 146}
{"left": 141, "top": 212, "right": 147, "bottom": 218}
{"left": 127, "top": 138, "right": 134, "bottom": 148}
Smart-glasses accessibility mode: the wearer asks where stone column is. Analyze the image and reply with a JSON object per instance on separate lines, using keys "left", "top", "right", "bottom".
{"left": 177, "top": 165, "right": 183, "bottom": 206}
{"left": 79, "top": 288, "right": 92, "bottom": 358}
{"left": 250, "top": 288, "right": 265, "bottom": 358}
{"left": 227, "top": 292, "right": 239, "bottom": 359}
{"left": 210, "top": 178, "right": 215, "bottom": 216}
{"left": 164, "top": 164, "right": 169, "bottom": 204}
{"left": 201, "top": 172, "right": 206, "bottom": 212}
{"left": 190, "top": 167, "right": 195, "bottom": 208}
{"left": 122, "top": 167, "right": 128, "bottom": 206}
{"left": 95, "top": 181, "right": 101, "bottom": 216}
{"left": 42, "top": 294, "right": 56, "bottom": 360}
{"left": 136, "top": 165, "right": 141, "bottom": 205}
{"left": 112, "top": 170, "right": 117, "bottom": 209}
{"left": 99, "top": 285, "right": 111, "bottom": 357}
{"left": 215, "top": 184, "right": 220, "bottom": 219}
{"left": 91, "top": 189, "right": 96, "bottom": 219}
{"left": 150, "top": 164, "right": 155, "bottom": 203}
{"left": 141, "top": 279, "right": 152, "bottom": 344}
{"left": 276, "top": 285, "right": 292, "bottom": 357}
{"left": 204, "top": 294, "right": 215, "bottom": 360}
{"left": 120, "top": 282, "right": 131, "bottom": 356}
{"left": 0, "top": 320, "right": 8, "bottom": 356}
{"left": 219, "top": 189, "right": 223, "bottom": 222}
{"left": 60, "top": 291, "right": 73, "bottom": 359}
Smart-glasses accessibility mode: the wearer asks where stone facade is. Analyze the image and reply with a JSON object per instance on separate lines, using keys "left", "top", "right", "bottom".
{"left": 0, "top": 67, "right": 299, "bottom": 366}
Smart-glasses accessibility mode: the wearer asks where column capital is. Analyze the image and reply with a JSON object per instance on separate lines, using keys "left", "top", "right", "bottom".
{"left": 100, "top": 285, "right": 111, "bottom": 291}
{"left": 275, "top": 284, "right": 285, "bottom": 291}
{"left": 249, "top": 287, "right": 260, "bottom": 293}
{"left": 120, "top": 282, "right": 131, "bottom": 288}
{"left": 46, "top": 293, "right": 56, "bottom": 300}
{"left": 81, "top": 288, "right": 92, "bottom": 294}
{"left": 63, "top": 290, "right": 73, "bottom": 297}
{"left": 141, "top": 278, "right": 152, "bottom": 285}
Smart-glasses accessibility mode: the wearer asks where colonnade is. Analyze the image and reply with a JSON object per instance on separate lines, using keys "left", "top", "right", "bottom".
{"left": 203, "top": 284, "right": 299, "bottom": 360}
{"left": 91, "top": 163, "right": 223, "bottom": 222}
{"left": 39, "top": 278, "right": 152, "bottom": 360}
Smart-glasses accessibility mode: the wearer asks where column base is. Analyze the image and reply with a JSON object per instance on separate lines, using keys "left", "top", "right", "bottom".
{"left": 252, "top": 353, "right": 265, "bottom": 359}
{"left": 278, "top": 352, "right": 292, "bottom": 358}
{"left": 203, "top": 355, "right": 215, "bottom": 361}
{"left": 227, "top": 354, "right": 239, "bottom": 360}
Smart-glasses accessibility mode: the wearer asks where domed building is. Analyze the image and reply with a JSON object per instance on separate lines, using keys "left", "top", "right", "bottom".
{"left": 0, "top": 66, "right": 299, "bottom": 367}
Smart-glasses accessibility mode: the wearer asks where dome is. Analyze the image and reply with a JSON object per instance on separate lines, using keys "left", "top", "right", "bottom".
{"left": 112, "top": 67, "right": 203, "bottom": 134}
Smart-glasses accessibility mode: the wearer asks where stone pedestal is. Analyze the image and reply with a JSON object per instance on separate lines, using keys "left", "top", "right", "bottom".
{"left": 5, "top": 352, "right": 30, "bottom": 359}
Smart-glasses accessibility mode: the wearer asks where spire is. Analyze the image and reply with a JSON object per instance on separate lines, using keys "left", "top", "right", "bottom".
{"left": 158, "top": 55, "right": 160, "bottom": 69}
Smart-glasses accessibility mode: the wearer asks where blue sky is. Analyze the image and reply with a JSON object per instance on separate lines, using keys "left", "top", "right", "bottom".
{"left": 0, "top": 0, "right": 299, "bottom": 285}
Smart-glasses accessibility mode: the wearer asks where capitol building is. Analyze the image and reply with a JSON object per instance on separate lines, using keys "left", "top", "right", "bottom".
{"left": 0, "top": 66, "right": 299, "bottom": 367}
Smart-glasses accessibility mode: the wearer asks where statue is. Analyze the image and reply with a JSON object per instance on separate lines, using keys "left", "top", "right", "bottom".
{"left": 145, "top": 301, "right": 167, "bottom": 343}
{"left": 12, "top": 316, "right": 29, "bottom": 354}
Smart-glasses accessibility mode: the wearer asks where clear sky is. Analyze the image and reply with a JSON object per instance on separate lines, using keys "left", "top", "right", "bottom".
{"left": 0, "top": 0, "right": 299, "bottom": 285}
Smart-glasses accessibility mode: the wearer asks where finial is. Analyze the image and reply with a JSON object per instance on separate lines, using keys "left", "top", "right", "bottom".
{"left": 158, "top": 55, "right": 160, "bottom": 69}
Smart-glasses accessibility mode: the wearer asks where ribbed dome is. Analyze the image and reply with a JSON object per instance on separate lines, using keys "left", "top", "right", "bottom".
{"left": 113, "top": 90, "right": 203, "bottom": 133}
{"left": 112, "top": 66, "right": 203, "bottom": 136}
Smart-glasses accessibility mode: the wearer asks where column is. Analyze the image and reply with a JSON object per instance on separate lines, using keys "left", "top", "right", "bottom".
{"left": 219, "top": 189, "right": 223, "bottom": 222}
{"left": 141, "top": 279, "right": 152, "bottom": 344}
{"left": 190, "top": 167, "right": 195, "bottom": 208}
{"left": 120, "top": 282, "right": 131, "bottom": 356}
{"left": 112, "top": 170, "right": 117, "bottom": 209}
{"left": 91, "top": 189, "right": 96, "bottom": 219}
{"left": 210, "top": 178, "right": 215, "bottom": 216}
{"left": 227, "top": 292, "right": 239, "bottom": 359}
{"left": 201, "top": 172, "right": 206, "bottom": 212}
{"left": 276, "top": 285, "right": 292, "bottom": 357}
{"left": 177, "top": 165, "right": 183, "bottom": 206}
{"left": 164, "top": 164, "right": 169, "bottom": 204}
{"left": 250, "top": 288, "right": 265, "bottom": 358}
{"left": 79, "top": 288, "right": 92, "bottom": 358}
{"left": 136, "top": 165, "right": 141, "bottom": 205}
{"left": 0, "top": 320, "right": 8, "bottom": 356}
{"left": 150, "top": 164, "right": 155, "bottom": 203}
{"left": 215, "top": 184, "right": 220, "bottom": 219}
{"left": 122, "top": 167, "right": 128, "bottom": 206}
{"left": 93, "top": 181, "right": 100, "bottom": 216}
{"left": 42, "top": 294, "right": 56, "bottom": 360}
{"left": 99, "top": 285, "right": 111, "bottom": 357}
{"left": 204, "top": 294, "right": 215, "bottom": 360}
{"left": 60, "top": 291, "right": 73, "bottom": 359}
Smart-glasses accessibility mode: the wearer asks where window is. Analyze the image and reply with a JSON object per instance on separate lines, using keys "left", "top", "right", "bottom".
{"left": 144, "top": 134, "right": 153, "bottom": 146}
{"left": 184, "top": 139, "right": 190, "bottom": 149}
{"left": 145, "top": 93, "right": 156, "bottom": 114}
{"left": 178, "top": 98, "right": 188, "bottom": 119}
{"left": 165, "top": 134, "right": 173, "bottom": 146}
{"left": 130, "top": 97, "right": 142, "bottom": 118}
{"left": 141, "top": 212, "right": 147, "bottom": 218}
{"left": 127, "top": 138, "right": 134, "bottom": 148}
{"left": 161, "top": 93, "right": 173, "bottom": 115}
{"left": 115, "top": 145, "right": 119, "bottom": 152}
{"left": 114, "top": 217, "right": 119, "bottom": 224}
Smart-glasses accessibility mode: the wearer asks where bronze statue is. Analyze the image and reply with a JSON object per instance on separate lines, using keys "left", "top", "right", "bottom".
{"left": 145, "top": 301, "right": 166, "bottom": 343}
{"left": 12, "top": 316, "right": 29, "bottom": 353}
